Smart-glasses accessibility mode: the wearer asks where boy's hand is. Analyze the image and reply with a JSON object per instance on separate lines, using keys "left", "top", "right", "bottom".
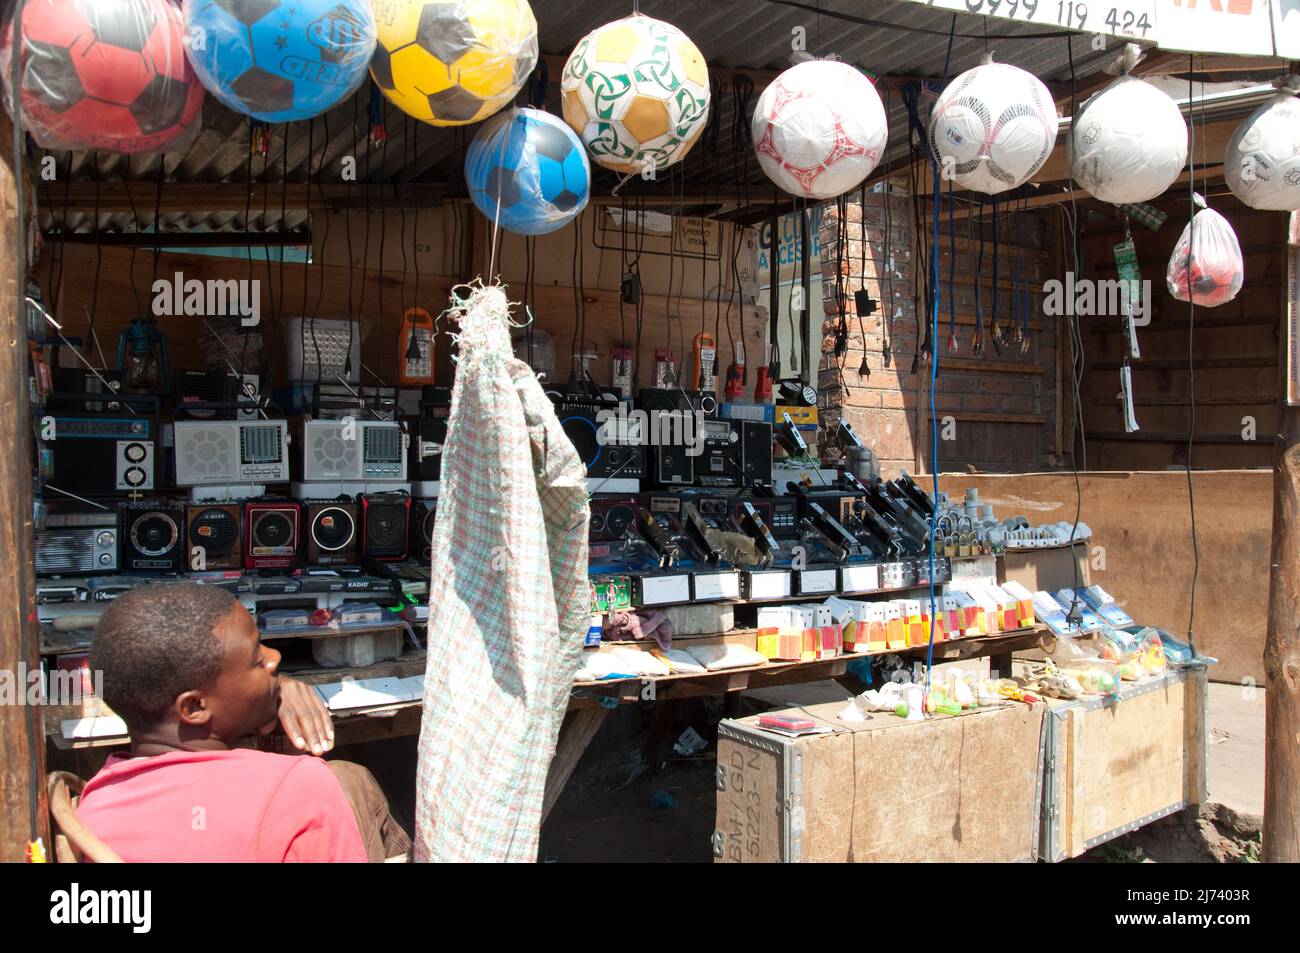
{"left": 273, "top": 677, "right": 335, "bottom": 755}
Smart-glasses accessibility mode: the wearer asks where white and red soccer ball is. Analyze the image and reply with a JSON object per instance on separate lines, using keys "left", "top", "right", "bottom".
{"left": 751, "top": 60, "right": 887, "bottom": 200}
{"left": 928, "top": 59, "right": 1058, "bottom": 195}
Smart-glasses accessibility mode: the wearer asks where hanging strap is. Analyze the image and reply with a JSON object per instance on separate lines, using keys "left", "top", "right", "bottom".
{"left": 769, "top": 192, "right": 781, "bottom": 379}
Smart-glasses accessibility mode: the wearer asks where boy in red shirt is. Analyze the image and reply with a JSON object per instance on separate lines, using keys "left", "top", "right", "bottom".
{"left": 77, "top": 582, "right": 410, "bottom": 862}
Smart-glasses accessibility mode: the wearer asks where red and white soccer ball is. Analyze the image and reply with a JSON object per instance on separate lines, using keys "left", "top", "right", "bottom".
{"left": 928, "top": 60, "right": 1058, "bottom": 195}
{"left": 0, "top": 0, "right": 204, "bottom": 153}
{"left": 751, "top": 60, "right": 887, "bottom": 200}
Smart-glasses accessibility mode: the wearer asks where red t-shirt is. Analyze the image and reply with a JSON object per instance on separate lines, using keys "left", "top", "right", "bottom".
{"left": 76, "top": 748, "right": 367, "bottom": 863}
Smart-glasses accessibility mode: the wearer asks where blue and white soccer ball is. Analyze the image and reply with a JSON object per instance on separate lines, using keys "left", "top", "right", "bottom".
{"left": 182, "top": 0, "right": 376, "bottom": 123}
{"left": 466, "top": 108, "right": 591, "bottom": 236}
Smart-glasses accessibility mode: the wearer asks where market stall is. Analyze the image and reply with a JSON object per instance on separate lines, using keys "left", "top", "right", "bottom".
{"left": 0, "top": 0, "right": 1296, "bottom": 864}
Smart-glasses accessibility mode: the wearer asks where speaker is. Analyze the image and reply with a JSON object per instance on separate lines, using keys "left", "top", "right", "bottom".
{"left": 637, "top": 387, "right": 717, "bottom": 418}
{"left": 185, "top": 504, "right": 242, "bottom": 570}
{"left": 46, "top": 415, "right": 156, "bottom": 495}
{"left": 301, "top": 419, "right": 407, "bottom": 482}
{"left": 120, "top": 501, "right": 185, "bottom": 573}
{"left": 411, "top": 499, "right": 437, "bottom": 562}
{"left": 650, "top": 443, "right": 694, "bottom": 487}
{"left": 696, "top": 419, "right": 741, "bottom": 487}
{"left": 175, "top": 420, "right": 289, "bottom": 487}
{"left": 361, "top": 492, "right": 411, "bottom": 561}
{"left": 556, "top": 397, "right": 645, "bottom": 480}
{"left": 589, "top": 497, "right": 639, "bottom": 543}
{"left": 304, "top": 500, "right": 358, "bottom": 566}
{"left": 35, "top": 512, "right": 118, "bottom": 575}
{"left": 243, "top": 500, "right": 301, "bottom": 570}
{"left": 740, "top": 421, "right": 773, "bottom": 486}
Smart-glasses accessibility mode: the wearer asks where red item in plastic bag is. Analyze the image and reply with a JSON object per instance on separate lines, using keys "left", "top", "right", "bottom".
{"left": 1165, "top": 199, "right": 1244, "bottom": 308}
{"left": 0, "top": 0, "right": 204, "bottom": 154}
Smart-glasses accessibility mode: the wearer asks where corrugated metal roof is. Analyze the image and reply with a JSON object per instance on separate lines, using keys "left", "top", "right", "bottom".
{"left": 29, "top": 0, "right": 1248, "bottom": 237}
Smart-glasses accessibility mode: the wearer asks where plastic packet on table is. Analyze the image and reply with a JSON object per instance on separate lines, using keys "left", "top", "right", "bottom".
{"left": 1165, "top": 196, "right": 1244, "bottom": 308}
{"left": 1061, "top": 658, "right": 1121, "bottom": 695}
{"left": 0, "top": 0, "right": 205, "bottom": 154}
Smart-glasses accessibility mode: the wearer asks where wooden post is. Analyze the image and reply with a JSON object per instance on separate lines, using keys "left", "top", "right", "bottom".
{"left": 0, "top": 105, "right": 49, "bottom": 858}
{"left": 1265, "top": 211, "right": 1300, "bottom": 862}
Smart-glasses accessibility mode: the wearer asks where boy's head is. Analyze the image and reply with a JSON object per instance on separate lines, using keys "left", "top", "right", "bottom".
{"left": 91, "top": 582, "right": 282, "bottom": 742}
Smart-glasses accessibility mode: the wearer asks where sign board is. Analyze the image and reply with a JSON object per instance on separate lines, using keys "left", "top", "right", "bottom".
{"left": 1273, "top": 0, "right": 1300, "bottom": 56}
{"left": 910, "top": 0, "right": 1159, "bottom": 41}
{"left": 1155, "top": 0, "right": 1276, "bottom": 55}
{"left": 900, "top": 0, "right": 1289, "bottom": 54}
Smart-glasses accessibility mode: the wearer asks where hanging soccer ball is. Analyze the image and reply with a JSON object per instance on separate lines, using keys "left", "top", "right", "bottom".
{"left": 1071, "top": 76, "right": 1187, "bottom": 205}
{"left": 466, "top": 108, "right": 590, "bottom": 236}
{"left": 182, "top": 0, "right": 375, "bottom": 123}
{"left": 928, "top": 59, "right": 1059, "bottom": 195}
{"left": 751, "top": 60, "right": 887, "bottom": 200}
{"left": 561, "top": 14, "right": 710, "bottom": 175}
{"left": 1224, "top": 84, "right": 1300, "bottom": 212}
{"left": 929, "top": 60, "right": 1057, "bottom": 195}
{"left": 0, "top": 0, "right": 205, "bottom": 153}
{"left": 370, "top": 0, "right": 537, "bottom": 127}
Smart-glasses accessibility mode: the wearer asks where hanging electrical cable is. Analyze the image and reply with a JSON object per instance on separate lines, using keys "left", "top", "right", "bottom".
{"left": 924, "top": 14, "right": 958, "bottom": 700}
{"left": 856, "top": 181, "right": 871, "bottom": 377}
{"left": 1184, "top": 55, "right": 1201, "bottom": 656}
{"left": 301, "top": 116, "right": 315, "bottom": 382}
{"left": 946, "top": 176, "right": 957, "bottom": 353}
{"left": 972, "top": 193, "right": 986, "bottom": 356}
{"left": 989, "top": 193, "right": 1002, "bottom": 354}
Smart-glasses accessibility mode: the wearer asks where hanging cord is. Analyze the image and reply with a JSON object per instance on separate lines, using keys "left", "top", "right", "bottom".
{"left": 945, "top": 176, "right": 957, "bottom": 352}
{"left": 903, "top": 83, "right": 932, "bottom": 372}
{"left": 301, "top": 117, "right": 315, "bottom": 382}
{"left": 313, "top": 112, "right": 332, "bottom": 379}
{"left": 1184, "top": 56, "right": 1200, "bottom": 656}
{"left": 1059, "top": 34, "right": 1087, "bottom": 628}
{"left": 924, "top": 14, "right": 957, "bottom": 701}
{"left": 834, "top": 193, "right": 851, "bottom": 397}
{"left": 731, "top": 75, "right": 755, "bottom": 382}
{"left": 989, "top": 193, "right": 1002, "bottom": 354}
{"left": 881, "top": 129, "right": 894, "bottom": 367}
{"left": 768, "top": 190, "right": 781, "bottom": 379}
{"left": 88, "top": 152, "right": 106, "bottom": 366}
{"left": 856, "top": 181, "right": 871, "bottom": 376}
{"left": 797, "top": 196, "right": 810, "bottom": 383}
{"left": 344, "top": 95, "right": 357, "bottom": 379}
{"left": 972, "top": 194, "right": 986, "bottom": 356}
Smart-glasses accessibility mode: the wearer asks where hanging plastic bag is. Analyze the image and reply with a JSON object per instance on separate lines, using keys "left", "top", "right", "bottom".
{"left": 0, "top": 0, "right": 205, "bottom": 154}
{"left": 1165, "top": 194, "right": 1244, "bottom": 307}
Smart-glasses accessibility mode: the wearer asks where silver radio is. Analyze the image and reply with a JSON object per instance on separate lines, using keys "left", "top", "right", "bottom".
{"left": 35, "top": 511, "right": 118, "bottom": 575}
{"left": 302, "top": 419, "right": 407, "bottom": 482}
{"left": 174, "top": 420, "right": 290, "bottom": 487}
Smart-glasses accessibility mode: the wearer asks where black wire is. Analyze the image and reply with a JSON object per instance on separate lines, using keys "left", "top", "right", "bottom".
{"left": 1185, "top": 56, "right": 1200, "bottom": 654}
{"left": 302, "top": 116, "right": 313, "bottom": 383}
{"left": 1065, "top": 35, "right": 1086, "bottom": 621}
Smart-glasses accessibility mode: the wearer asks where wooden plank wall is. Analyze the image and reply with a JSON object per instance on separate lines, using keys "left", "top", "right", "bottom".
{"left": 1079, "top": 194, "right": 1288, "bottom": 470}
{"left": 40, "top": 235, "right": 754, "bottom": 396}
{"left": 938, "top": 470, "right": 1271, "bottom": 685}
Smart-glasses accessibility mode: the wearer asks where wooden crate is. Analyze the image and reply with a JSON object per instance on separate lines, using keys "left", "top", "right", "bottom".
{"left": 713, "top": 701, "right": 1045, "bottom": 863}
{"left": 1038, "top": 664, "right": 1208, "bottom": 862}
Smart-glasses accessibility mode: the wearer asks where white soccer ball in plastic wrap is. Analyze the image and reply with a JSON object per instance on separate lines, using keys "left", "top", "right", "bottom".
{"left": 1224, "top": 86, "right": 1300, "bottom": 212}
{"left": 751, "top": 60, "right": 888, "bottom": 200}
{"left": 1070, "top": 76, "right": 1188, "bottom": 204}
{"left": 927, "top": 60, "right": 1058, "bottom": 195}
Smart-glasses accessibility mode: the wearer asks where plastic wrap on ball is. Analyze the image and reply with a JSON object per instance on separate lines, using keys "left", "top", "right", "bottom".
{"left": 467, "top": 108, "right": 591, "bottom": 236}
{"left": 1071, "top": 76, "right": 1188, "bottom": 205}
{"left": 751, "top": 60, "right": 888, "bottom": 199}
{"left": 928, "top": 60, "right": 1058, "bottom": 195}
{"left": 561, "top": 13, "right": 710, "bottom": 174}
{"left": 371, "top": 0, "right": 537, "bottom": 127}
{"left": 0, "top": 0, "right": 205, "bottom": 153}
{"left": 182, "top": 0, "right": 375, "bottom": 123}
{"left": 1165, "top": 205, "right": 1243, "bottom": 308}
{"left": 1224, "top": 82, "right": 1300, "bottom": 212}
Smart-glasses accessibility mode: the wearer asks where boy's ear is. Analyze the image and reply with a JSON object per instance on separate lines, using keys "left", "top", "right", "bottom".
{"left": 175, "top": 690, "right": 211, "bottom": 727}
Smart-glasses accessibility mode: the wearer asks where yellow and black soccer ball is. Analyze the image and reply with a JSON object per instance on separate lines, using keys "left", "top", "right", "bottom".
{"left": 370, "top": 0, "right": 538, "bottom": 127}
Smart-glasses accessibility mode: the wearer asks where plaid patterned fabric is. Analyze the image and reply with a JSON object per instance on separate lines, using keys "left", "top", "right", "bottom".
{"left": 414, "top": 288, "right": 590, "bottom": 862}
